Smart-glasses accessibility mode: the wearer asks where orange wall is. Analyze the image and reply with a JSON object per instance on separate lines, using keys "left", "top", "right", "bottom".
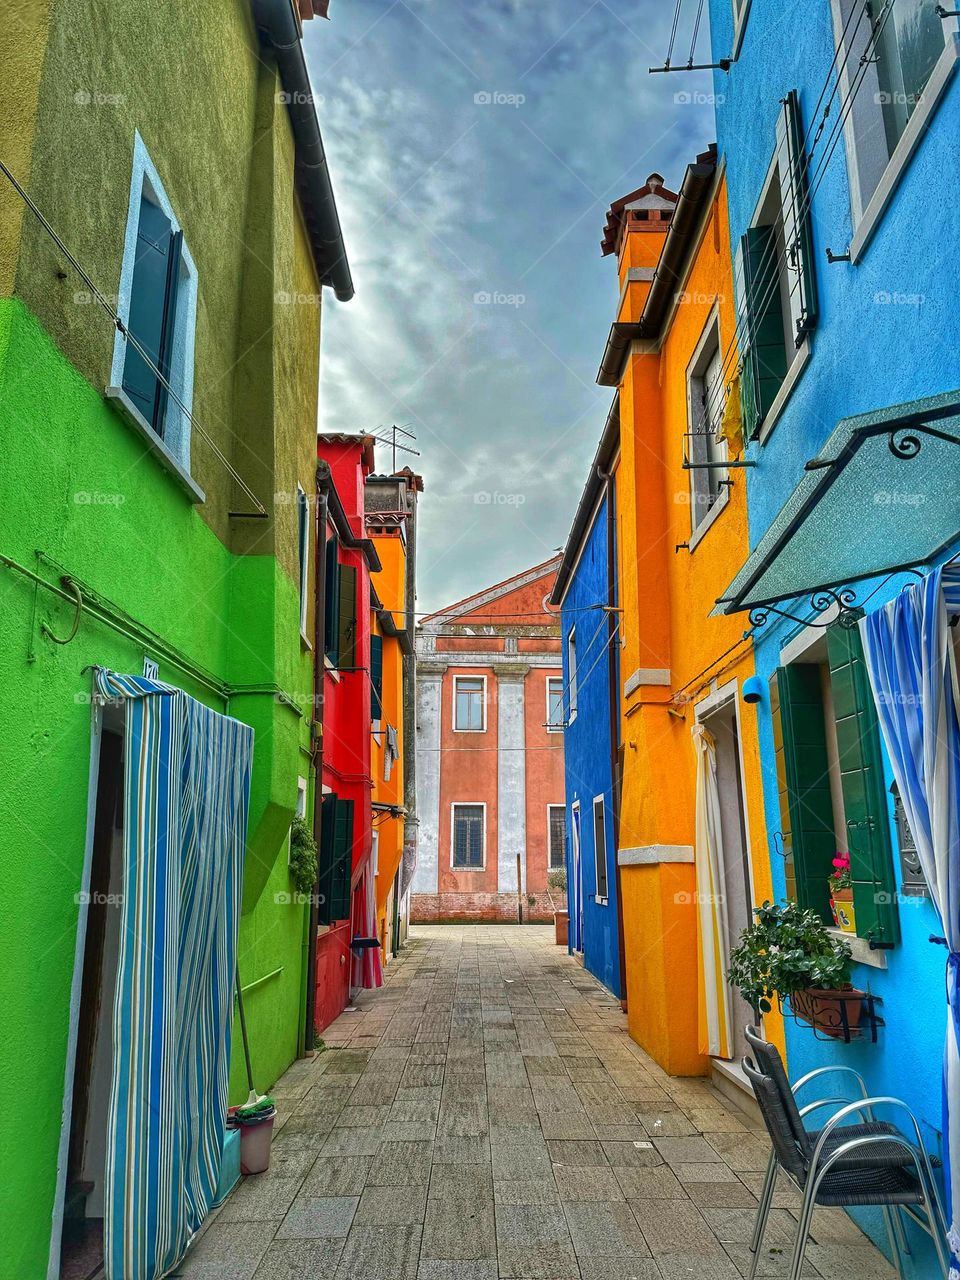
{"left": 615, "top": 174, "right": 783, "bottom": 1071}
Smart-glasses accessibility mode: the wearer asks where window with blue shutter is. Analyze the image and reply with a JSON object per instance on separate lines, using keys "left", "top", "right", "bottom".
{"left": 774, "top": 89, "right": 818, "bottom": 343}
{"left": 122, "top": 194, "right": 182, "bottom": 436}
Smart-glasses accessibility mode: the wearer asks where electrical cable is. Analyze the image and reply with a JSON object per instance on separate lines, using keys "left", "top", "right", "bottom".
{"left": 0, "top": 158, "right": 267, "bottom": 516}
{"left": 682, "top": 0, "right": 889, "bottom": 447}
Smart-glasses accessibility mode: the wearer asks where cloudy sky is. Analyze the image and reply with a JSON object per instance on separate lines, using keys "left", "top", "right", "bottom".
{"left": 305, "top": 1, "right": 714, "bottom": 614}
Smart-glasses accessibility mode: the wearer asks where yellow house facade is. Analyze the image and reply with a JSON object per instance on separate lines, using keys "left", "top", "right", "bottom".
{"left": 598, "top": 150, "right": 785, "bottom": 1088}
{"left": 366, "top": 486, "right": 413, "bottom": 961}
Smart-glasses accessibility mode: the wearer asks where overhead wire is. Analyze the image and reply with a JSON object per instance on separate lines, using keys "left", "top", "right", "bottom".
{"left": 0, "top": 158, "right": 267, "bottom": 516}
{"left": 683, "top": 0, "right": 890, "bottom": 447}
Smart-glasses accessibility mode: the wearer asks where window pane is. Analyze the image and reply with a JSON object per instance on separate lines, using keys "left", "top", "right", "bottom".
{"left": 455, "top": 678, "right": 484, "bottom": 730}
{"left": 874, "top": 0, "right": 944, "bottom": 152}
{"left": 549, "top": 807, "right": 566, "bottom": 869}
{"left": 547, "top": 677, "right": 564, "bottom": 729}
{"left": 453, "top": 805, "right": 484, "bottom": 867}
{"left": 593, "top": 800, "right": 608, "bottom": 898}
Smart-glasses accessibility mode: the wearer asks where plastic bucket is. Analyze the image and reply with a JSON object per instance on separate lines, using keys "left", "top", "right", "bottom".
{"left": 229, "top": 1105, "right": 276, "bottom": 1175}
{"left": 213, "top": 1126, "right": 241, "bottom": 1205}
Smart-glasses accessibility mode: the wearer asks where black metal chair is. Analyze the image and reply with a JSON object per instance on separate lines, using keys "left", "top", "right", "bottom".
{"left": 742, "top": 1024, "right": 948, "bottom": 1280}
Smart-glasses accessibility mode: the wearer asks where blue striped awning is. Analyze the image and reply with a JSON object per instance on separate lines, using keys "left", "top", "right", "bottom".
{"left": 93, "top": 670, "right": 253, "bottom": 1280}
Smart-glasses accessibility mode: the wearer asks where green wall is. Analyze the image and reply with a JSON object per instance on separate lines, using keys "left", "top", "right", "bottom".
{"left": 0, "top": 2, "right": 327, "bottom": 1274}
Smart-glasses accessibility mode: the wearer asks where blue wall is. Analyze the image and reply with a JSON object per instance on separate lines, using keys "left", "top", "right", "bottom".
{"left": 708, "top": 3, "right": 960, "bottom": 1269}
{"left": 559, "top": 491, "right": 622, "bottom": 998}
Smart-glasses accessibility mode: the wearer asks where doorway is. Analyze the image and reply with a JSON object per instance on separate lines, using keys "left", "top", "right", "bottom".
{"left": 571, "top": 801, "right": 583, "bottom": 953}
{"left": 700, "top": 692, "right": 755, "bottom": 1065}
{"left": 58, "top": 717, "right": 124, "bottom": 1280}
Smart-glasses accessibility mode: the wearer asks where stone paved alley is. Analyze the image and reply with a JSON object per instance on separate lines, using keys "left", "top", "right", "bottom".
{"left": 176, "top": 926, "right": 895, "bottom": 1280}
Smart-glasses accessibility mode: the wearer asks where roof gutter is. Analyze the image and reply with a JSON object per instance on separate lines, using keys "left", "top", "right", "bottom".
{"left": 317, "top": 464, "right": 382, "bottom": 571}
{"left": 252, "top": 0, "right": 354, "bottom": 302}
{"left": 550, "top": 395, "right": 621, "bottom": 607}
{"left": 596, "top": 158, "right": 716, "bottom": 387}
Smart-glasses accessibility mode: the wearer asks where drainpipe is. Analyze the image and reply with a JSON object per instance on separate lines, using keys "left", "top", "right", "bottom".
{"left": 600, "top": 466, "right": 628, "bottom": 1007}
{"left": 304, "top": 476, "right": 328, "bottom": 1052}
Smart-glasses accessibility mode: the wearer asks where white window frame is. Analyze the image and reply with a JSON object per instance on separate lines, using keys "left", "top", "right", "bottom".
{"left": 731, "top": 0, "right": 753, "bottom": 61}
{"left": 547, "top": 804, "right": 566, "bottom": 870}
{"left": 297, "top": 484, "right": 310, "bottom": 641}
{"left": 452, "top": 673, "right": 487, "bottom": 733}
{"left": 592, "top": 794, "right": 609, "bottom": 904}
{"left": 107, "top": 130, "right": 201, "bottom": 499}
{"left": 566, "top": 628, "right": 578, "bottom": 723}
{"left": 685, "top": 305, "right": 729, "bottom": 549}
{"left": 450, "top": 802, "right": 486, "bottom": 870}
{"left": 289, "top": 775, "right": 308, "bottom": 871}
{"left": 546, "top": 675, "right": 565, "bottom": 732}
{"left": 830, "top": 1, "right": 958, "bottom": 263}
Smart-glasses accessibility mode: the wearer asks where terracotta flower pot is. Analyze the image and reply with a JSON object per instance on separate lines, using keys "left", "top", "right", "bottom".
{"left": 554, "top": 910, "right": 569, "bottom": 947}
{"left": 790, "top": 986, "right": 866, "bottom": 1038}
{"left": 829, "top": 887, "right": 857, "bottom": 934}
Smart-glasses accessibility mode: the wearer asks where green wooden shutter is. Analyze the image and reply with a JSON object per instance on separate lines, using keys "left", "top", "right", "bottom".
{"left": 337, "top": 563, "right": 357, "bottom": 669}
{"left": 771, "top": 664, "right": 836, "bottom": 921}
{"left": 774, "top": 89, "right": 818, "bottom": 344}
{"left": 123, "top": 198, "right": 179, "bottom": 432}
{"left": 323, "top": 537, "right": 340, "bottom": 663}
{"left": 317, "top": 793, "right": 338, "bottom": 926}
{"left": 329, "top": 797, "right": 354, "bottom": 922}
{"left": 370, "top": 634, "right": 383, "bottom": 720}
{"left": 735, "top": 227, "right": 788, "bottom": 440}
{"left": 826, "top": 622, "right": 900, "bottom": 946}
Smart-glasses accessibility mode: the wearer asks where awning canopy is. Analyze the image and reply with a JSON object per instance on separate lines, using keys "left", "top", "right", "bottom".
{"left": 714, "top": 391, "right": 960, "bottom": 617}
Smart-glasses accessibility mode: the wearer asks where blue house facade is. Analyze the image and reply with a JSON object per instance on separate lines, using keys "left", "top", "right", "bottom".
{"left": 550, "top": 411, "right": 622, "bottom": 999}
{"left": 707, "top": 1, "right": 960, "bottom": 1271}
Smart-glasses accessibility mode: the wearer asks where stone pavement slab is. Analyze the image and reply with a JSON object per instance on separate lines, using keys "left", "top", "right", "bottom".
{"left": 178, "top": 924, "right": 897, "bottom": 1279}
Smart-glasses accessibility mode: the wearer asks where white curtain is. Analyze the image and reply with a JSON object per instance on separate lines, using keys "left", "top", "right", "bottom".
{"left": 693, "top": 724, "right": 733, "bottom": 1058}
{"left": 860, "top": 562, "right": 960, "bottom": 1276}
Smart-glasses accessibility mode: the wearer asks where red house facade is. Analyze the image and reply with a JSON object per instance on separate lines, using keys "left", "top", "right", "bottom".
{"left": 313, "top": 435, "right": 382, "bottom": 1032}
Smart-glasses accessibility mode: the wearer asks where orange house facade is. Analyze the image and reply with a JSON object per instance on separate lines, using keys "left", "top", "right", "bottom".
{"left": 410, "top": 558, "right": 566, "bottom": 923}
{"left": 595, "top": 153, "right": 783, "bottom": 1091}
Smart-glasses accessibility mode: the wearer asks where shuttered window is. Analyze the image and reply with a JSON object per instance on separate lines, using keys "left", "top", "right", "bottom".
{"left": 317, "top": 793, "right": 354, "bottom": 925}
{"left": 370, "top": 634, "right": 383, "bottom": 721}
{"left": 297, "top": 487, "right": 310, "bottom": 636}
{"left": 735, "top": 90, "right": 816, "bottom": 440}
{"left": 548, "top": 805, "right": 566, "bottom": 869}
{"left": 593, "top": 797, "right": 608, "bottom": 900}
{"left": 122, "top": 195, "right": 182, "bottom": 435}
{"left": 775, "top": 89, "right": 818, "bottom": 343}
{"left": 770, "top": 626, "right": 900, "bottom": 946}
{"left": 323, "top": 536, "right": 340, "bottom": 663}
{"left": 770, "top": 664, "right": 836, "bottom": 919}
{"left": 735, "top": 226, "right": 788, "bottom": 441}
{"left": 337, "top": 562, "right": 357, "bottom": 669}
{"left": 452, "top": 804, "right": 484, "bottom": 868}
{"left": 826, "top": 622, "right": 900, "bottom": 946}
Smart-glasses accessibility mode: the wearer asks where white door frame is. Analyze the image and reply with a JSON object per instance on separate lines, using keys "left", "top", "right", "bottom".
{"left": 571, "top": 800, "right": 583, "bottom": 952}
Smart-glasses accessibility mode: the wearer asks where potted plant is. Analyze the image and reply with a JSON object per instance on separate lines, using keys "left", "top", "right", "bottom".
{"left": 828, "top": 851, "right": 857, "bottom": 935}
{"left": 728, "top": 901, "right": 864, "bottom": 1038}
{"left": 547, "top": 869, "right": 569, "bottom": 946}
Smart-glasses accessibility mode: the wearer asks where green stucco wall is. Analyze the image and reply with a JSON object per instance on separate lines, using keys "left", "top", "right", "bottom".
{"left": 0, "top": 1, "right": 326, "bottom": 1273}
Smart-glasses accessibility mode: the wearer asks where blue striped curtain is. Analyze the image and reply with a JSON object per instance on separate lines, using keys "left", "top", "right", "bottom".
{"left": 93, "top": 670, "right": 254, "bottom": 1280}
{"left": 860, "top": 564, "right": 960, "bottom": 1276}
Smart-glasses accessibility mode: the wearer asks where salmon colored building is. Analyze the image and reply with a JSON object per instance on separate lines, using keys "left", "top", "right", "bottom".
{"left": 410, "top": 558, "right": 566, "bottom": 923}
{"left": 595, "top": 153, "right": 784, "bottom": 1092}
